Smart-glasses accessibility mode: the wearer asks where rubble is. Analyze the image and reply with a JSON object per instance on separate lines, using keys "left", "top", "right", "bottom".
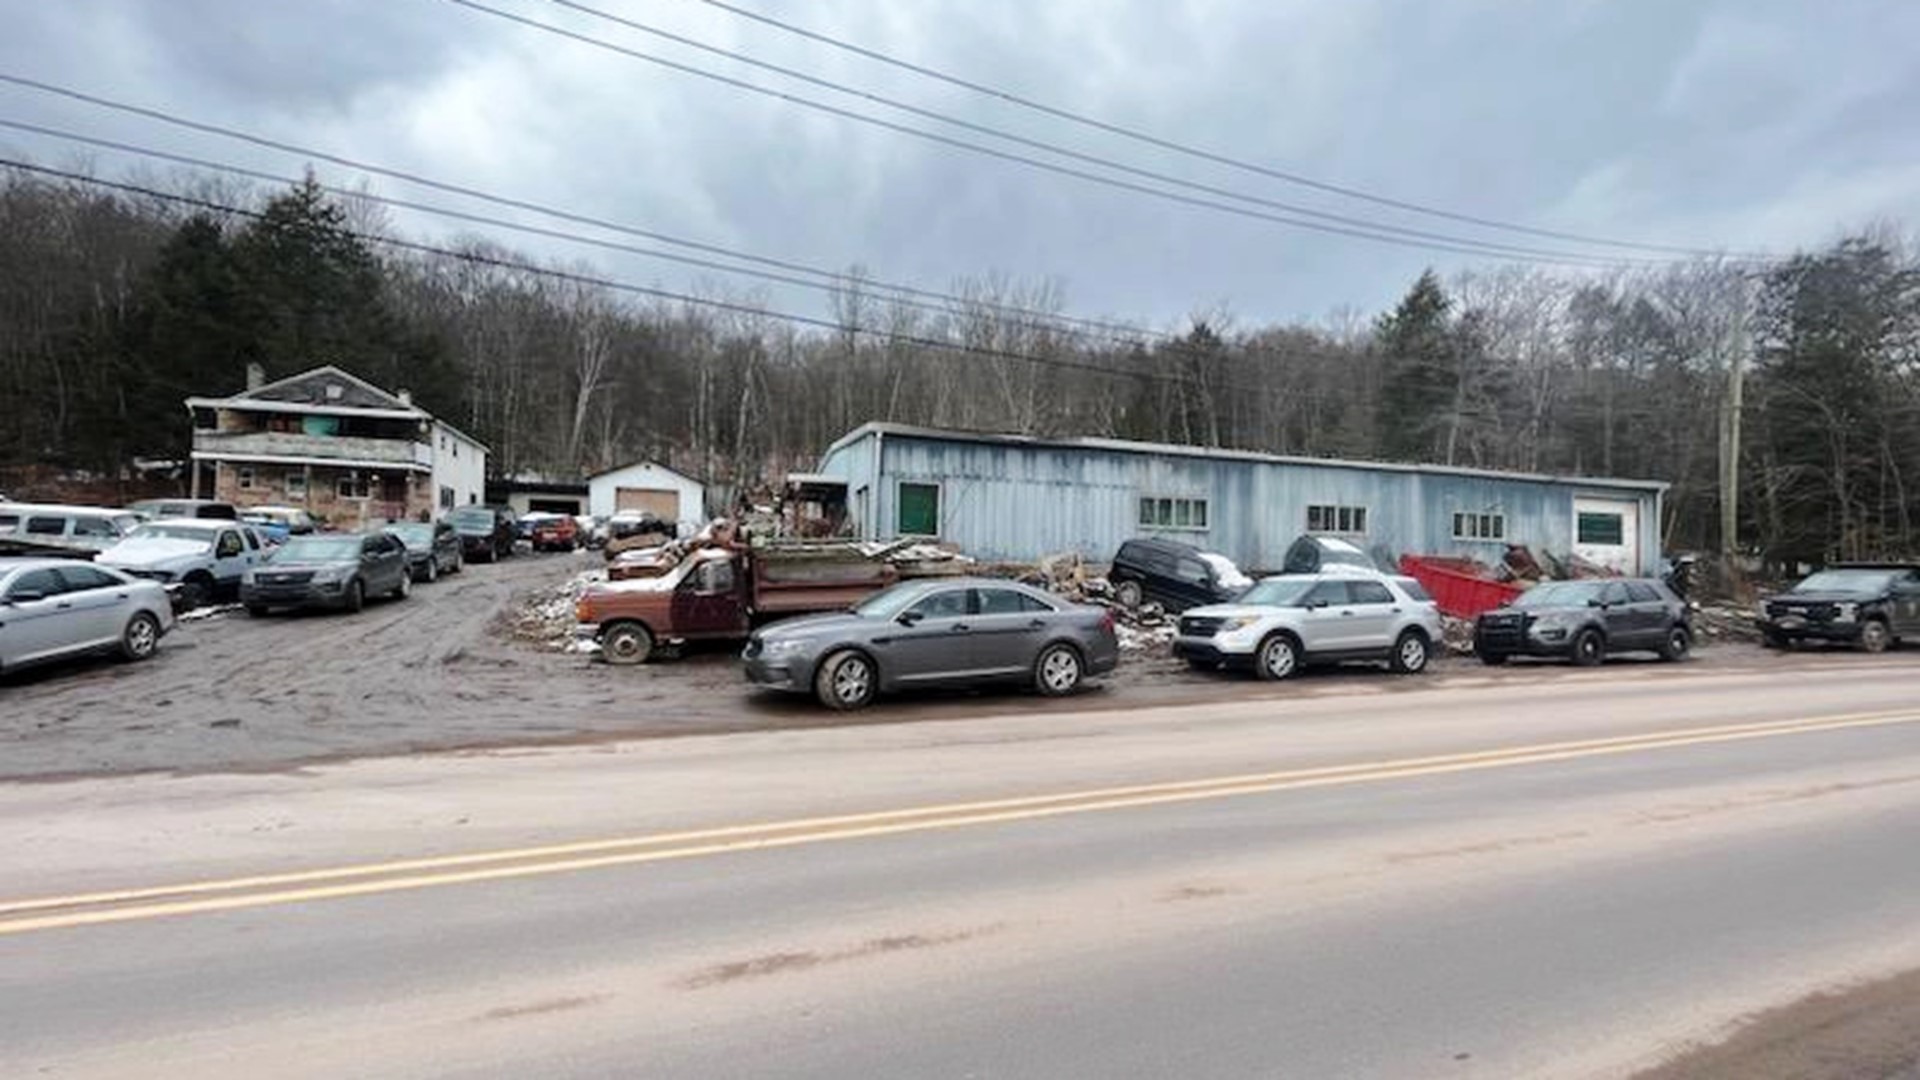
{"left": 1691, "top": 603, "right": 1761, "bottom": 642}
{"left": 507, "top": 567, "right": 605, "bottom": 652}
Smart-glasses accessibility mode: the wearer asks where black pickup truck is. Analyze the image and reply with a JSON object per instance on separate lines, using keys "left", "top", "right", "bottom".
{"left": 1758, "top": 563, "right": 1920, "bottom": 652}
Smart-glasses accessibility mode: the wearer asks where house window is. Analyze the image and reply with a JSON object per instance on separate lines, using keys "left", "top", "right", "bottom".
{"left": 897, "top": 482, "right": 940, "bottom": 535}
{"left": 1138, "top": 496, "right": 1209, "bottom": 531}
{"left": 236, "top": 466, "right": 255, "bottom": 491}
{"left": 1307, "top": 504, "right": 1368, "bottom": 535}
{"left": 286, "top": 472, "right": 307, "bottom": 500}
{"left": 337, "top": 471, "right": 371, "bottom": 500}
{"left": 1453, "top": 511, "right": 1507, "bottom": 542}
{"left": 1578, "top": 512, "right": 1624, "bottom": 546}
{"left": 440, "top": 486, "right": 455, "bottom": 510}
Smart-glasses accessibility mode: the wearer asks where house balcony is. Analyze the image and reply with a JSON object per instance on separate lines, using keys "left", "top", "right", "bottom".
{"left": 191, "top": 430, "right": 434, "bottom": 470}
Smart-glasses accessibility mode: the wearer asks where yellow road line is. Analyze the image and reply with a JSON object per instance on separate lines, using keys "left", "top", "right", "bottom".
{"left": 3, "top": 709, "right": 1917, "bottom": 936}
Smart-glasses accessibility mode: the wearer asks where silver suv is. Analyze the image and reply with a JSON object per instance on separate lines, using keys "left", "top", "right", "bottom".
{"left": 1173, "top": 572, "right": 1444, "bottom": 680}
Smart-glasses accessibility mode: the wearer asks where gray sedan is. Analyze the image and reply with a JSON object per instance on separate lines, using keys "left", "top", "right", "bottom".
{"left": 0, "top": 557, "right": 174, "bottom": 676}
{"left": 744, "top": 577, "right": 1120, "bottom": 710}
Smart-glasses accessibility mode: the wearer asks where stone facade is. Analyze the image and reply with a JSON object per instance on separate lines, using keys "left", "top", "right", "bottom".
{"left": 212, "top": 461, "right": 434, "bottom": 529}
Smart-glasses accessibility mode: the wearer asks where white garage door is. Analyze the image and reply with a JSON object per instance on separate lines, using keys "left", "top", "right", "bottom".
{"left": 615, "top": 487, "right": 680, "bottom": 520}
{"left": 1573, "top": 497, "right": 1639, "bottom": 573}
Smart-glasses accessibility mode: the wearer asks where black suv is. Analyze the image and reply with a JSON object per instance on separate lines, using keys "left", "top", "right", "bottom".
{"left": 1758, "top": 564, "right": 1920, "bottom": 653}
{"left": 447, "top": 505, "right": 516, "bottom": 563}
{"left": 1107, "top": 537, "right": 1246, "bottom": 613}
{"left": 1475, "top": 578, "right": 1692, "bottom": 666}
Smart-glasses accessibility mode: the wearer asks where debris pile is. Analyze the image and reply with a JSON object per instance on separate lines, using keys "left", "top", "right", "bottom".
{"left": 508, "top": 567, "right": 605, "bottom": 652}
{"left": 1024, "top": 550, "right": 1176, "bottom": 653}
{"left": 1690, "top": 603, "right": 1760, "bottom": 642}
{"left": 1440, "top": 616, "right": 1477, "bottom": 656}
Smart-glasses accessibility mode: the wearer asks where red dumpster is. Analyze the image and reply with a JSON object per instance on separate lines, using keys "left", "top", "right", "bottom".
{"left": 1398, "top": 555, "right": 1526, "bottom": 620}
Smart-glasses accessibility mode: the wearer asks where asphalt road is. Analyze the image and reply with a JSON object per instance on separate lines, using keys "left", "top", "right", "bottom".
{"left": 5, "top": 661, "right": 1920, "bottom": 1078}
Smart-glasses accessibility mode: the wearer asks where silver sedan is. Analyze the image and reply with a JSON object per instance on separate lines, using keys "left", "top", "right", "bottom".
{"left": 0, "top": 557, "right": 174, "bottom": 676}
{"left": 744, "top": 577, "right": 1120, "bottom": 710}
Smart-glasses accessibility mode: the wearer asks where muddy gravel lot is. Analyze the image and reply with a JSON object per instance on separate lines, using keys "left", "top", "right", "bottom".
{"left": 2, "top": 552, "right": 1910, "bottom": 780}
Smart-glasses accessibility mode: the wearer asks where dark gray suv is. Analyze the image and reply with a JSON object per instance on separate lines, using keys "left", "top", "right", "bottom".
{"left": 1107, "top": 538, "right": 1248, "bottom": 613}
{"left": 1475, "top": 579, "right": 1692, "bottom": 666}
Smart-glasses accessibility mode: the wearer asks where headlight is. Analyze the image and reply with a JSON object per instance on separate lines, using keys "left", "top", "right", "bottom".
{"left": 312, "top": 566, "right": 350, "bottom": 584}
{"left": 1218, "top": 616, "right": 1259, "bottom": 632}
{"left": 764, "top": 639, "right": 811, "bottom": 657}
{"left": 1834, "top": 603, "right": 1857, "bottom": 622}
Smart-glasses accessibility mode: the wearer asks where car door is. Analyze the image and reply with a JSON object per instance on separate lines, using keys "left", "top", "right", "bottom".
{"left": 0, "top": 567, "right": 77, "bottom": 664}
{"left": 1169, "top": 556, "right": 1217, "bottom": 613}
{"left": 1597, "top": 581, "right": 1638, "bottom": 644}
{"left": 53, "top": 564, "right": 134, "bottom": 646}
{"left": 1622, "top": 581, "right": 1668, "bottom": 646}
{"left": 1342, "top": 578, "right": 1400, "bottom": 653}
{"left": 968, "top": 586, "right": 1052, "bottom": 675}
{"left": 1892, "top": 571, "right": 1920, "bottom": 637}
{"left": 374, "top": 535, "right": 406, "bottom": 591}
{"left": 210, "top": 527, "right": 251, "bottom": 589}
{"left": 1296, "top": 581, "right": 1353, "bottom": 652}
{"left": 668, "top": 558, "right": 749, "bottom": 638}
{"left": 880, "top": 586, "right": 977, "bottom": 683}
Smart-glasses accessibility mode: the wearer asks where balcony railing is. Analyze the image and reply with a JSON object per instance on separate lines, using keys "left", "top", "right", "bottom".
{"left": 193, "top": 430, "right": 433, "bottom": 468}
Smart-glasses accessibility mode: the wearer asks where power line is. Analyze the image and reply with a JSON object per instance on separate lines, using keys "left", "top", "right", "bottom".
{"left": 0, "top": 118, "right": 1162, "bottom": 353}
{"left": 447, "top": 0, "right": 1671, "bottom": 268}
{"left": 0, "top": 72, "right": 1162, "bottom": 345}
{"left": 3, "top": 158, "right": 1320, "bottom": 406}
{"left": 684, "top": 0, "right": 1770, "bottom": 261}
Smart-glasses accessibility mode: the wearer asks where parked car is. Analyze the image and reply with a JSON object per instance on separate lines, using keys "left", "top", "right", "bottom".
{"left": 1174, "top": 573, "right": 1442, "bottom": 679}
{"left": 0, "top": 502, "right": 142, "bottom": 554}
{"left": 604, "top": 513, "right": 675, "bottom": 558}
{"left": 1475, "top": 578, "right": 1692, "bottom": 666}
{"left": 241, "top": 532, "right": 411, "bottom": 614}
{"left": 530, "top": 514, "right": 581, "bottom": 552}
{"left": 128, "top": 498, "right": 239, "bottom": 521}
{"left": 448, "top": 505, "right": 516, "bottom": 563}
{"left": 98, "top": 519, "right": 269, "bottom": 609}
{"left": 1107, "top": 537, "right": 1250, "bottom": 613}
{"left": 1281, "top": 534, "right": 1380, "bottom": 575}
{"left": 384, "top": 521, "right": 463, "bottom": 582}
{"left": 239, "top": 506, "right": 319, "bottom": 544}
{"left": 0, "top": 557, "right": 174, "bottom": 676}
{"left": 743, "top": 578, "right": 1120, "bottom": 710}
{"left": 1757, "top": 564, "right": 1920, "bottom": 653}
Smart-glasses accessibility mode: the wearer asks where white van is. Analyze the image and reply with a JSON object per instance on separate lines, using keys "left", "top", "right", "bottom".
{"left": 0, "top": 503, "right": 143, "bottom": 553}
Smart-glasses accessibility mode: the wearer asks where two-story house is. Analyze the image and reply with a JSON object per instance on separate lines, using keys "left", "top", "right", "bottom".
{"left": 187, "top": 365, "right": 488, "bottom": 529}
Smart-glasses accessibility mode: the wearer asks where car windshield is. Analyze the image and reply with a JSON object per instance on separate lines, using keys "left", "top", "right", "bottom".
{"left": 1236, "top": 578, "right": 1318, "bottom": 607}
{"left": 1792, "top": 570, "right": 1898, "bottom": 593}
{"left": 126, "top": 524, "right": 214, "bottom": 548}
{"left": 1514, "top": 582, "right": 1609, "bottom": 609}
{"left": 387, "top": 524, "right": 433, "bottom": 544}
{"left": 449, "top": 509, "right": 494, "bottom": 528}
{"left": 853, "top": 582, "right": 936, "bottom": 620}
{"left": 272, "top": 537, "right": 361, "bottom": 561}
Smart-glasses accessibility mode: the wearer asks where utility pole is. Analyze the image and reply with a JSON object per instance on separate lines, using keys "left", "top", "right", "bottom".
{"left": 1719, "top": 274, "right": 1754, "bottom": 589}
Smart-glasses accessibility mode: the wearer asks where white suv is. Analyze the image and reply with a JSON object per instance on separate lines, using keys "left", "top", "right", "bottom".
{"left": 1173, "top": 572, "right": 1444, "bottom": 680}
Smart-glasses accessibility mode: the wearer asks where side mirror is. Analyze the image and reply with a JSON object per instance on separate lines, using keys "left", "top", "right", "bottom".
{"left": 1587, "top": 598, "right": 1608, "bottom": 609}
{"left": 896, "top": 610, "right": 924, "bottom": 627}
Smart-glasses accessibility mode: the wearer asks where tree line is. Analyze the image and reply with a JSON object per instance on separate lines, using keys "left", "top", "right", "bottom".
{"left": 1, "top": 165, "right": 1916, "bottom": 569}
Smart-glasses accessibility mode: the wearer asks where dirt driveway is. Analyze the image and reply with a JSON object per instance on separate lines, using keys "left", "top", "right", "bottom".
{"left": 2, "top": 553, "right": 1908, "bottom": 780}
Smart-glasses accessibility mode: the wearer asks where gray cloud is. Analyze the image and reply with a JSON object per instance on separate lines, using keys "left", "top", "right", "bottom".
{"left": 2, "top": 0, "right": 1916, "bottom": 328}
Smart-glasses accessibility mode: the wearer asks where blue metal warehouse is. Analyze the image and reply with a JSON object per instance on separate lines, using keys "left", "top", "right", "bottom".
{"left": 815, "top": 422, "right": 1667, "bottom": 574}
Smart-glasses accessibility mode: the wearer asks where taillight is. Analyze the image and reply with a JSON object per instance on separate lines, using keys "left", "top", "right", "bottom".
{"left": 1100, "top": 609, "right": 1115, "bottom": 635}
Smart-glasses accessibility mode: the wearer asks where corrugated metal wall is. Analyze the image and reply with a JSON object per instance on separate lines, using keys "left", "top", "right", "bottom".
{"left": 819, "top": 431, "right": 1662, "bottom": 572}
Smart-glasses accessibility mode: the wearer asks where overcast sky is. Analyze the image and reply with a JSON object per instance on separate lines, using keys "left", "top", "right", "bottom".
{"left": 3, "top": 0, "right": 1917, "bottom": 331}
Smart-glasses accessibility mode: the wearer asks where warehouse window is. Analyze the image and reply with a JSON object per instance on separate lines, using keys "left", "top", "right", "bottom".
{"left": 898, "top": 482, "right": 940, "bottom": 535}
{"left": 1307, "top": 504, "right": 1368, "bottom": 535}
{"left": 1138, "top": 496, "right": 1208, "bottom": 531}
{"left": 1578, "top": 512, "right": 1624, "bottom": 546}
{"left": 1453, "top": 511, "right": 1507, "bottom": 541}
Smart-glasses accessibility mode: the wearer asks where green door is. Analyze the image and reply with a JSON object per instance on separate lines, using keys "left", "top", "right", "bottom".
{"left": 897, "top": 482, "right": 939, "bottom": 536}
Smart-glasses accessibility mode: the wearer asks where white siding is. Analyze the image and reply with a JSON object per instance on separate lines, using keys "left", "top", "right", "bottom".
{"left": 431, "top": 422, "right": 488, "bottom": 512}
{"left": 588, "top": 462, "right": 705, "bottom": 532}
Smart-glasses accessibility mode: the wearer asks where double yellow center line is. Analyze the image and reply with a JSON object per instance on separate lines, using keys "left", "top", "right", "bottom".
{"left": 4, "top": 709, "right": 1917, "bottom": 936}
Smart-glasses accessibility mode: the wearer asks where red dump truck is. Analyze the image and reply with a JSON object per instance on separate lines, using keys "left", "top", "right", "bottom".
{"left": 574, "top": 545, "right": 898, "bottom": 664}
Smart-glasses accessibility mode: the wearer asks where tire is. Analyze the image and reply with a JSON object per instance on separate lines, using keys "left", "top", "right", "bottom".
{"left": 344, "top": 580, "right": 365, "bottom": 614}
{"left": 1858, "top": 618, "right": 1891, "bottom": 654}
{"left": 1034, "top": 643, "right": 1084, "bottom": 696}
{"left": 1389, "top": 630, "right": 1430, "bottom": 675}
{"left": 423, "top": 558, "right": 438, "bottom": 583}
{"left": 1479, "top": 652, "right": 1509, "bottom": 666}
{"left": 179, "top": 574, "right": 214, "bottom": 612}
{"left": 1255, "top": 632, "right": 1301, "bottom": 681}
{"left": 1762, "top": 630, "right": 1790, "bottom": 650}
{"left": 246, "top": 605, "right": 269, "bottom": 618}
{"left": 1658, "top": 626, "right": 1692, "bottom": 662}
{"left": 1114, "top": 580, "right": 1143, "bottom": 610}
{"left": 120, "top": 611, "right": 161, "bottom": 661}
{"left": 1569, "top": 629, "right": 1605, "bottom": 667}
{"left": 392, "top": 571, "right": 411, "bottom": 600}
{"left": 602, "top": 622, "right": 654, "bottom": 665}
{"left": 452, "top": 553, "right": 463, "bottom": 574}
{"left": 814, "top": 649, "right": 877, "bottom": 711}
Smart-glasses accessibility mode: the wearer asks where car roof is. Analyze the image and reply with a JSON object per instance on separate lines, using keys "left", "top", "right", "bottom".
{"left": 0, "top": 502, "right": 135, "bottom": 517}
{"left": 0, "top": 555, "right": 106, "bottom": 572}
{"left": 132, "top": 518, "right": 240, "bottom": 532}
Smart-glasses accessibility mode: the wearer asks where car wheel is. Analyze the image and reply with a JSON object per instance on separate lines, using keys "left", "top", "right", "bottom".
{"left": 424, "top": 559, "right": 438, "bottom": 583}
{"left": 1114, "top": 580, "right": 1143, "bottom": 609}
{"left": 452, "top": 553, "right": 464, "bottom": 574}
{"left": 1858, "top": 618, "right": 1891, "bottom": 654}
{"left": 179, "top": 575, "right": 213, "bottom": 612}
{"left": 393, "top": 571, "right": 411, "bottom": 600}
{"left": 1389, "top": 630, "right": 1430, "bottom": 674}
{"left": 815, "top": 650, "right": 877, "bottom": 711}
{"left": 120, "top": 611, "right": 161, "bottom": 661}
{"left": 1658, "top": 626, "right": 1692, "bottom": 662}
{"left": 602, "top": 623, "right": 654, "bottom": 665}
{"left": 344, "top": 580, "right": 365, "bottom": 614}
{"left": 1034, "top": 643, "right": 1084, "bottom": 696}
{"left": 1255, "top": 633, "right": 1300, "bottom": 681}
{"left": 1478, "top": 652, "right": 1509, "bottom": 666}
{"left": 1570, "top": 629, "right": 1605, "bottom": 667}
{"left": 246, "top": 605, "right": 269, "bottom": 618}
{"left": 1762, "top": 630, "right": 1789, "bottom": 650}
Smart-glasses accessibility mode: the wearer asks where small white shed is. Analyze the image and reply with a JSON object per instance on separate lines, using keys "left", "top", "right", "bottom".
{"left": 587, "top": 460, "right": 706, "bottom": 531}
